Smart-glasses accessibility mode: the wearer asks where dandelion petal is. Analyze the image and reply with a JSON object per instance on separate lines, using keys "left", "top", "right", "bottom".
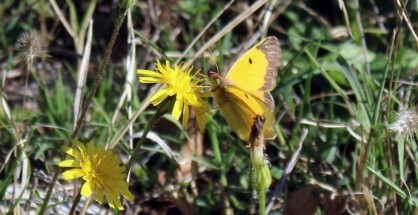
{"left": 81, "top": 182, "right": 94, "bottom": 197}
{"left": 182, "top": 104, "right": 189, "bottom": 128}
{"left": 62, "top": 169, "right": 85, "bottom": 179}
{"left": 150, "top": 89, "right": 169, "bottom": 106}
{"left": 61, "top": 146, "right": 80, "bottom": 158}
{"left": 172, "top": 99, "right": 183, "bottom": 120}
{"left": 58, "top": 160, "right": 80, "bottom": 167}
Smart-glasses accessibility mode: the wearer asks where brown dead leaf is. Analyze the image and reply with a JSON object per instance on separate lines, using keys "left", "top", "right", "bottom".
{"left": 321, "top": 193, "right": 360, "bottom": 215}
{"left": 321, "top": 193, "right": 348, "bottom": 215}
{"left": 284, "top": 185, "right": 319, "bottom": 215}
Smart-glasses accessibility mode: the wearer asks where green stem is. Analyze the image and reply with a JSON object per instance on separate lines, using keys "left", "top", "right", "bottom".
{"left": 38, "top": 166, "right": 60, "bottom": 215}
{"left": 69, "top": 189, "right": 82, "bottom": 215}
{"left": 258, "top": 189, "right": 266, "bottom": 215}
{"left": 207, "top": 123, "right": 222, "bottom": 167}
{"left": 250, "top": 142, "right": 271, "bottom": 215}
{"left": 72, "top": 8, "right": 127, "bottom": 139}
{"left": 125, "top": 114, "right": 156, "bottom": 169}
{"left": 207, "top": 123, "right": 227, "bottom": 190}
{"left": 208, "top": 123, "right": 230, "bottom": 213}
{"left": 126, "top": 100, "right": 171, "bottom": 169}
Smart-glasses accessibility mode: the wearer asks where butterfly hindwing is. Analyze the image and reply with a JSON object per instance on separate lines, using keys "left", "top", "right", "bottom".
{"left": 213, "top": 86, "right": 276, "bottom": 140}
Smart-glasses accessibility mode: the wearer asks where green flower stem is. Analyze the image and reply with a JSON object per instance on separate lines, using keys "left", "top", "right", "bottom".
{"left": 72, "top": 8, "right": 128, "bottom": 139}
{"left": 258, "top": 189, "right": 267, "bottom": 215}
{"left": 250, "top": 146, "right": 272, "bottom": 190}
{"left": 250, "top": 144, "right": 271, "bottom": 215}
{"left": 125, "top": 113, "right": 156, "bottom": 170}
{"left": 126, "top": 98, "right": 173, "bottom": 169}
{"left": 38, "top": 166, "right": 60, "bottom": 215}
{"left": 69, "top": 189, "right": 82, "bottom": 215}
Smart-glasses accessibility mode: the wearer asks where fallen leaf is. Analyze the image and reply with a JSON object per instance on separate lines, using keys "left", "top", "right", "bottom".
{"left": 284, "top": 185, "right": 319, "bottom": 215}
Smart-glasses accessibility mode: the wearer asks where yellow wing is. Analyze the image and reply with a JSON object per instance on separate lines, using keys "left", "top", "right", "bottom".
{"left": 225, "top": 36, "right": 281, "bottom": 92}
{"left": 213, "top": 86, "right": 276, "bottom": 141}
{"left": 211, "top": 36, "right": 280, "bottom": 141}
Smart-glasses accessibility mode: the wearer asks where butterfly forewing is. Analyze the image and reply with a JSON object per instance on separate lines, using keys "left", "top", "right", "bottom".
{"left": 225, "top": 36, "right": 281, "bottom": 92}
{"left": 257, "top": 36, "right": 281, "bottom": 91}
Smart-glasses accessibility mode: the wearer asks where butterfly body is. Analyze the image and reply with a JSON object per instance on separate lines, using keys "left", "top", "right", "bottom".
{"left": 211, "top": 36, "right": 281, "bottom": 141}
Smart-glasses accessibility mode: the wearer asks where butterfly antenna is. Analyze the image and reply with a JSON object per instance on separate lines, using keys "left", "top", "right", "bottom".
{"left": 208, "top": 49, "right": 220, "bottom": 75}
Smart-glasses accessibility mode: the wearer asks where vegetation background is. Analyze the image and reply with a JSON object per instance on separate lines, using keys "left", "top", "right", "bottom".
{"left": 1, "top": 0, "right": 418, "bottom": 214}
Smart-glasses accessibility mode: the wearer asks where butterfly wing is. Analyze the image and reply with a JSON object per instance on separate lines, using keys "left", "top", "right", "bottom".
{"left": 225, "top": 36, "right": 281, "bottom": 92}
{"left": 213, "top": 86, "right": 276, "bottom": 140}
{"left": 212, "top": 36, "right": 280, "bottom": 141}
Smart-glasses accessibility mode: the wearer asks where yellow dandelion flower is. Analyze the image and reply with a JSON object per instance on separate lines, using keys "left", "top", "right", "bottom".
{"left": 138, "top": 60, "right": 211, "bottom": 131}
{"left": 58, "top": 140, "right": 134, "bottom": 210}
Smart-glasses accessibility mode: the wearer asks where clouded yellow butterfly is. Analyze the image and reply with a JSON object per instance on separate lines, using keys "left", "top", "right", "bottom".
{"left": 210, "top": 36, "right": 281, "bottom": 141}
